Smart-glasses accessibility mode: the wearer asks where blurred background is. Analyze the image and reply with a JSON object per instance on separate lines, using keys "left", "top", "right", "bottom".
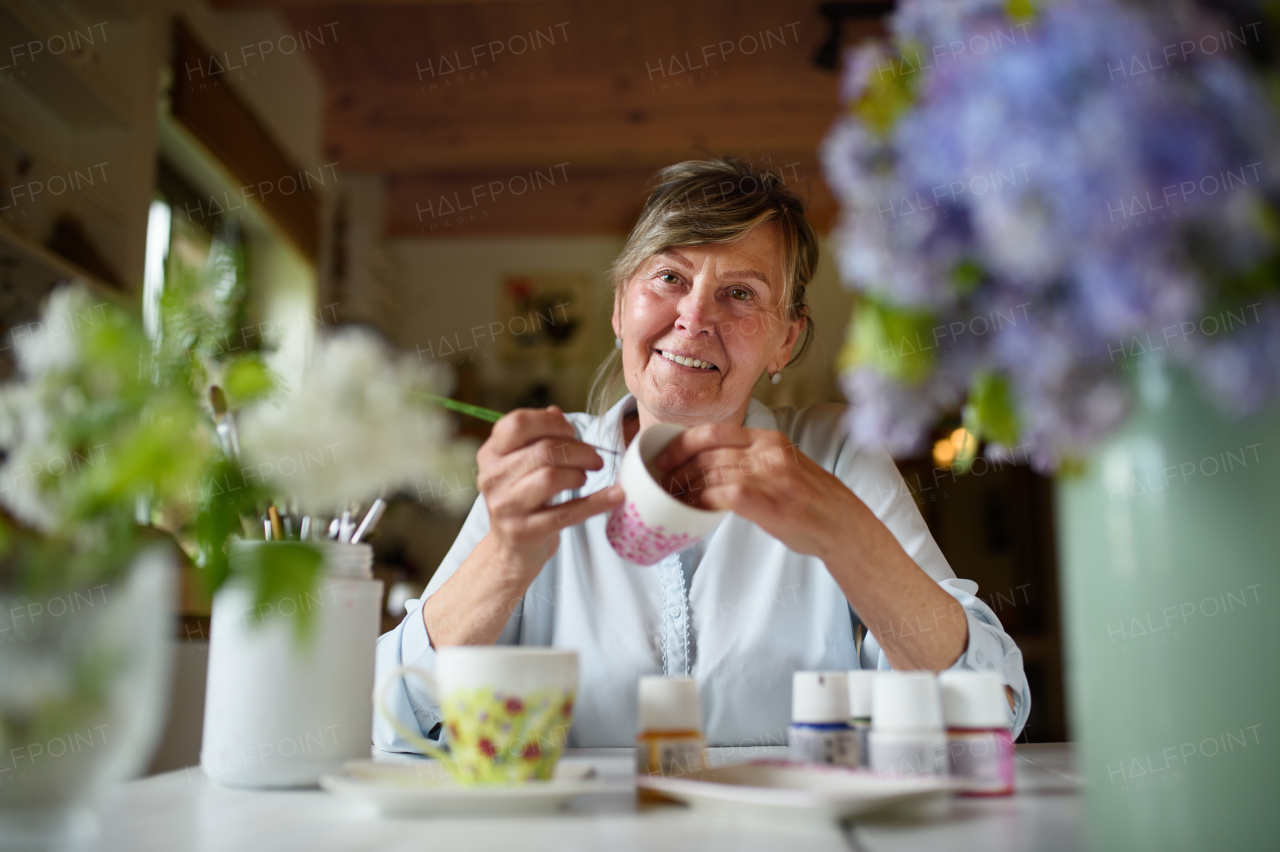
{"left": 0, "top": 0, "right": 1064, "bottom": 773}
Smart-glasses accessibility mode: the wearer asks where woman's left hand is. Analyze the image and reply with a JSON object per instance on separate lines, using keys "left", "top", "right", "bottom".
{"left": 653, "top": 424, "right": 855, "bottom": 561}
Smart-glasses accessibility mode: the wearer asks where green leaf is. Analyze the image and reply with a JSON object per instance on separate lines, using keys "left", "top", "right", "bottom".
{"left": 962, "top": 371, "right": 1020, "bottom": 447}
{"left": 67, "top": 391, "right": 204, "bottom": 520}
{"left": 853, "top": 47, "right": 918, "bottom": 135}
{"left": 951, "top": 258, "right": 985, "bottom": 296}
{"left": 193, "top": 458, "right": 270, "bottom": 597}
{"left": 1006, "top": 0, "right": 1037, "bottom": 22}
{"left": 236, "top": 541, "right": 325, "bottom": 643}
{"left": 223, "top": 355, "right": 275, "bottom": 406}
{"left": 839, "top": 297, "right": 938, "bottom": 385}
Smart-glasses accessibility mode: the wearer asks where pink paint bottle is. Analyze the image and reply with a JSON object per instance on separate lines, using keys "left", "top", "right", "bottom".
{"left": 939, "top": 671, "right": 1015, "bottom": 796}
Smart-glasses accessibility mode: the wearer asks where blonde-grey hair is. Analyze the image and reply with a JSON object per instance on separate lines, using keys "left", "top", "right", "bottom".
{"left": 587, "top": 157, "right": 819, "bottom": 416}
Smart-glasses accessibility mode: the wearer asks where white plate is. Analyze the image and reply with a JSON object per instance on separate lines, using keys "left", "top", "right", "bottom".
{"left": 319, "top": 759, "right": 606, "bottom": 817}
{"left": 636, "top": 760, "right": 953, "bottom": 822}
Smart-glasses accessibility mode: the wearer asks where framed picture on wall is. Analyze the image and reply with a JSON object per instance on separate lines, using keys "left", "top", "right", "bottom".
{"left": 496, "top": 271, "right": 595, "bottom": 367}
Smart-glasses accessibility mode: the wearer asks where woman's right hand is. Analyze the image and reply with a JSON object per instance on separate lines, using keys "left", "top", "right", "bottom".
{"left": 476, "top": 405, "right": 624, "bottom": 577}
{"left": 425, "top": 406, "right": 622, "bottom": 648}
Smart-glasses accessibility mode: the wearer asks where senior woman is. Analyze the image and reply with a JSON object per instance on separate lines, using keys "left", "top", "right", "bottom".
{"left": 375, "top": 158, "right": 1030, "bottom": 751}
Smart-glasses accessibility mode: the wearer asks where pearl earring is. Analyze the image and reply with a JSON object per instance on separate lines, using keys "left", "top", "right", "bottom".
{"left": 615, "top": 337, "right": 623, "bottom": 350}
{"left": 771, "top": 370, "right": 782, "bottom": 385}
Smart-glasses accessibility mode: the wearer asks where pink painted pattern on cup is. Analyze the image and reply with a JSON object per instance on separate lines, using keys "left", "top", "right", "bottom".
{"left": 606, "top": 501, "right": 695, "bottom": 565}
{"left": 605, "top": 422, "right": 727, "bottom": 566}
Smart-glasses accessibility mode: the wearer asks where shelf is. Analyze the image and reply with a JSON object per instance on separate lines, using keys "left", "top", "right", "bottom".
{"left": 0, "top": 116, "right": 130, "bottom": 221}
{"left": 0, "top": 219, "right": 130, "bottom": 308}
{"left": 0, "top": 1, "right": 130, "bottom": 128}
{"left": 158, "top": 109, "right": 314, "bottom": 268}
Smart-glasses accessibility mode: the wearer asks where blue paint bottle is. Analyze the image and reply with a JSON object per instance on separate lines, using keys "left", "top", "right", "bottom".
{"left": 787, "top": 671, "right": 857, "bottom": 767}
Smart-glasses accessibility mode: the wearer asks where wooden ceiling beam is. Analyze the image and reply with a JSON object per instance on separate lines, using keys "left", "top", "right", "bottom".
{"left": 383, "top": 154, "right": 836, "bottom": 236}
{"left": 323, "top": 79, "right": 841, "bottom": 173}
{"left": 326, "top": 126, "right": 837, "bottom": 174}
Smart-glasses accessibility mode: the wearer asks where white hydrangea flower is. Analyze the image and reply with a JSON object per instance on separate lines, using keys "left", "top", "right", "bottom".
{"left": 13, "top": 284, "right": 95, "bottom": 378}
{"left": 237, "top": 327, "right": 476, "bottom": 515}
{"left": 0, "top": 363, "right": 70, "bottom": 531}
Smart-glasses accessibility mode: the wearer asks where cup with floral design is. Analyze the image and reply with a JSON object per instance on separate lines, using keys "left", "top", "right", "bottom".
{"left": 377, "top": 647, "right": 577, "bottom": 786}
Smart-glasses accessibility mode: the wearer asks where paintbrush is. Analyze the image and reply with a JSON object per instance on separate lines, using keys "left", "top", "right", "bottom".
{"left": 351, "top": 498, "right": 387, "bottom": 544}
{"left": 209, "top": 386, "right": 242, "bottom": 461}
{"left": 267, "top": 505, "right": 284, "bottom": 540}
{"left": 420, "top": 394, "right": 622, "bottom": 456}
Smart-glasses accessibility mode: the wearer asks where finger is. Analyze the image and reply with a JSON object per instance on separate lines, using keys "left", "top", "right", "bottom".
{"left": 660, "top": 449, "right": 746, "bottom": 492}
{"left": 529, "top": 485, "right": 625, "bottom": 534}
{"left": 658, "top": 460, "right": 721, "bottom": 501}
{"left": 698, "top": 480, "right": 776, "bottom": 519}
{"left": 654, "top": 423, "right": 753, "bottom": 471}
{"left": 502, "top": 437, "right": 606, "bottom": 480}
{"left": 486, "top": 406, "right": 576, "bottom": 456}
{"left": 479, "top": 437, "right": 604, "bottom": 493}
{"left": 658, "top": 470, "right": 706, "bottom": 506}
{"left": 502, "top": 465, "right": 591, "bottom": 514}
{"left": 546, "top": 439, "right": 607, "bottom": 471}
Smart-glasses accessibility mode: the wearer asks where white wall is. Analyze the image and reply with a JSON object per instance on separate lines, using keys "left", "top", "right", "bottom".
{"left": 389, "top": 236, "right": 622, "bottom": 413}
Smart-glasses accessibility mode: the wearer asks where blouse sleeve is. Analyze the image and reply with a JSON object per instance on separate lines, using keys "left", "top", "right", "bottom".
{"left": 834, "top": 438, "right": 1032, "bottom": 739}
{"left": 372, "top": 494, "right": 524, "bottom": 753}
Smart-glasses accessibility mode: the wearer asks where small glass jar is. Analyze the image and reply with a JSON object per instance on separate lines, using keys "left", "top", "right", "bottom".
{"left": 940, "top": 671, "right": 1015, "bottom": 795}
{"left": 847, "top": 670, "right": 876, "bottom": 768}
{"left": 869, "top": 671, "right": 949, "bottom": 778}
{"left": 788, "top": 671, "right": 857, "bottom": 767}
{"left": 635, "top": 676, "right": 706, "bottom": 780}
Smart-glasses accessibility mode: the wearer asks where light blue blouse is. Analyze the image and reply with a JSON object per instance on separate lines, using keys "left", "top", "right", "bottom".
{"left": 375, "top": 395, "right": 1031, "bottom": 750}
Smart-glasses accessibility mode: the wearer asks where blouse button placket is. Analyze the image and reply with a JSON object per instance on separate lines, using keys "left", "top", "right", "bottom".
{"left": 658, "top": 552, "right": 691, "bottom": 677}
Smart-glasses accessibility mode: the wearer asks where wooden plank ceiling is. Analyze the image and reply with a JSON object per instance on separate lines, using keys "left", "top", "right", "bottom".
{"left": 210, "top": 0, "right": 889, "bottom": 236}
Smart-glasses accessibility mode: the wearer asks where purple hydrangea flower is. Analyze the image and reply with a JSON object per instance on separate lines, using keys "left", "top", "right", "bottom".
{"left": 823, "top": 0, "right": 1280, "bottom": 470}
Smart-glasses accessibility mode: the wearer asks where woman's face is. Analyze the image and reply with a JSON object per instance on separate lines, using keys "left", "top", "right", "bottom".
{"left": 612, "top": 224, "right": 803, "bottom": 427}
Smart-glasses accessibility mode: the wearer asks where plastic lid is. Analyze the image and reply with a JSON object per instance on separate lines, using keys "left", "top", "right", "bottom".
{"left": 791, "top": 671, "right": 850, "bottom": 724}
{"left": 939, "top": 671, "right": 1010, "bottom": 729}
{"left": 847, "top": 670, "right": 876, "bottom": 718}
{"left": 870, "top": 671, "right": 944, "bottom": 732}
{"left": 638, "top": 676, "right": 702, "bottom": 731}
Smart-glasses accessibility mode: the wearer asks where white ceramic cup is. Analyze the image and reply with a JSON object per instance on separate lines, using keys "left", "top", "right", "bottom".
{"left": 605, "top": 423, "right": 728, "bottom": 565}
{"left": 377, "top": 647, "right": 579, "bottom": 784}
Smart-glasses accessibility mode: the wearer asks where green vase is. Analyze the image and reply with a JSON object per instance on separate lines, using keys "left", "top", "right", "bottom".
{"left": 1056, "top": 361, "right": 1280, "bottom": 851}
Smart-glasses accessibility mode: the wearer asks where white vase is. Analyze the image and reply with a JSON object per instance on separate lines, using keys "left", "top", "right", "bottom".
{"left": 200, "top": 542, "right": 383, "bottom": 788}
{"left": 0, "top": 545, "right": 176, "bottom": 850}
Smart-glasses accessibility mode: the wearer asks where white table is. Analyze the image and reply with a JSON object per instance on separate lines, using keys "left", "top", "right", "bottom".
{"left": 99, "top": 743, "right": 1080, "bottom": 852}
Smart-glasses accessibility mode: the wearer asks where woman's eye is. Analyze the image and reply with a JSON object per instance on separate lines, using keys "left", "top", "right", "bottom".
{"left": 728, "top": 287, "right": 753, "bottom": 301}
{"left": 658, "top": 272, "right": 680, "bottom": 285}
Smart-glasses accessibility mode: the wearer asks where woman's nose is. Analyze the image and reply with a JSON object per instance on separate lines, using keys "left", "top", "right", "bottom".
{"left": 673, "top": 286, "right": 719, "bottom": 337}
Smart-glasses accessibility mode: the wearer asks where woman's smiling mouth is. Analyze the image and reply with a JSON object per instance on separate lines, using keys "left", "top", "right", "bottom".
{"left": 657, "top": 349, "right": 718, "bottom": 371}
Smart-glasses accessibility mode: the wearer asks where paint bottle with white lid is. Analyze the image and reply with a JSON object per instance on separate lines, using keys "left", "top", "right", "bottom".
{"left": 939, "top": 671, "right": 1015, "bottom": 795}
{"left": 869, "top": 671, "right": 948, "bottom": 777}
{"left": 788, "top": 671, "right": 857, "bottom": 767}
{"left": 635, "top": 676, "right": 706, "bottom": 778}
{"left": 847, "top": 670, "right": 876, "bottom": 768}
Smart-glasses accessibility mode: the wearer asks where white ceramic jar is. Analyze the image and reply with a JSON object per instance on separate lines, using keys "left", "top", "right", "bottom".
{"left": 200, "top": 542, "right": 383, "bottom": 788}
